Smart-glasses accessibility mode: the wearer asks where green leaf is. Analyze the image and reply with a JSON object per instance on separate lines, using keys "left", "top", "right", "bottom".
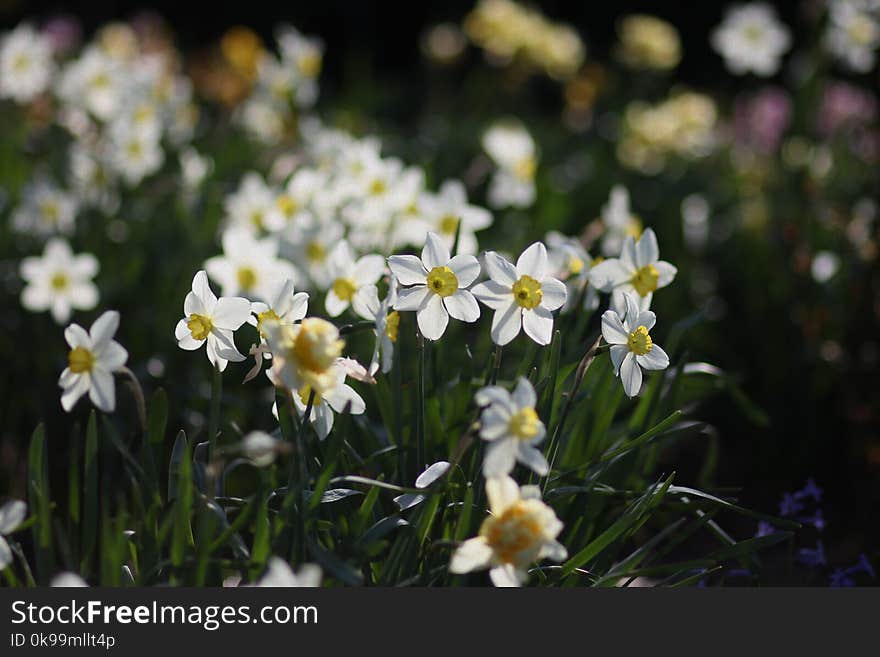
{"left": 81, "top": 412, "right": 99, "bottom": 573}
{"left": 28, "top": 423, "right": 53, "bottom": 582}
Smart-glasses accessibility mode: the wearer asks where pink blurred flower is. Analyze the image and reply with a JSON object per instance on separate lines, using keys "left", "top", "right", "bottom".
{"left": 733, "top": 86, "right": 792, "bottom": 154}
{"left": 817, "top": 82, "right": 878, "bottom": 136}
{"left": 41, "top": 14, "right": 82, "bottom": 55}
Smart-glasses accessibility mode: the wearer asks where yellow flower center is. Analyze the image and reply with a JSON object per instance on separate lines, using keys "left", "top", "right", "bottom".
{"left": 384, "top": 311, "right": 400, "bottom": 342}
{"left": 480, "top": 501, "right": 544, "bottom": 565}
{"left": 306, "top": 241, "right": 326, "bottom": 262}
{"left": 439, "top": 214, "right": 459, "bottom": 235}
{"left": 68, "top": 346, "right": 95, "bottom": 374}
{"left": 126, "top": 140, "right": 142, "bottom": 158}
{"left": 591, "top": 255, "right": 605, "bottom": 267}
{"left": 567, "top": 255, "right": 584, "bottom": 275}
{"left": 256, "top": 309, "right": 280, "bottom": 337}
{"left": 426, "top": 266, "right": 458, "bottom": 297}
{"left": 50, "top": 272, "right": 69, "bottom": 291}
{"left": 187, "top": 313, "right": 214, "bottom": 341}
{"left": 13, "top": 54, "right": 29, "bottom": 72}
{"left": 630, "top": 264, "right": 659, "bottom": 297}
{"left": 40, "top": 201, "right": 60, "bottom": 222}
{"left": 297, "top": 384, "right": 323, "bottom": 407}
{"left": 369, "top": 179, "right": 387, "bottom": 196}
{"left": 627, "top": 325, "right": 653, "bottom": 355}
{"left": 292, "top": 318, "right": 343, "bottom": 374}
{"left": 514, "top": 156, "right": 536, "bottom": 182}
{"left": 512, "top": 275, "right": 542, "bottom": 309}
{"left": 332, "top": 277, "right": 358, "bottom": 302}
{"left": 299, "top": 52, "right": 322, "bottom": 78}
{"left": 276, "top": 194, "right": 298, "bottom": 218}
{"left": 625, "top": 217, "right": 643, "bottom": 239}
{"left": 250, "top": 210, "right": 265, "bottom": 230}
{"left": 508, "top": 407, "right": 540, "bottom": 440}
{"left": 237, "top": 266, "right": 258, "bottom": 291}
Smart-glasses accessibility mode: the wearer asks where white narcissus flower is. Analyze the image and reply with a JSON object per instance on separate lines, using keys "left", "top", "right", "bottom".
{"left": 482, "top": 122, "right": 537, "bottom": 209}
{"left": 600, "top": 185, "right": 643, "bottom": 258}
{"left": 283, "top": 218, "right": 345, "bottom": 290}
{"left": 471, "top": 242, "right": 567, "bottom": 346}
{"left": 824, "top": 1, "right": 880, "bottom": 73}
{"left": 601, "top": 292, "right": 670, "bottom": 398}
{"left": 291, "top": 359, "right": 367, "bottom": 440}
{"left": 352, "top": 280, "right": 399, "bottom": 375}
{"left": 476, "top": 377, "right": 549, "bottom": 477}
{"left": 11, "top": 178, "right": 78, "bottom": 237}
{"left": 175, "top": 270, "right": 251, "bottom": 372}
{"left": 266, "top": 168, "right": 322, "bottom": 229}
{"left": 241, "top": 431, "right": 282, "bottom": 468}
{"left": 449, "top": 476, "right": 566, "bottom": 587}
{"left": 58, "top": 310, "right": 128, "bottom": 413}
{"left": 224, "top": 172, "right": 280, "bottom": 234}
{"left": 109, "top": 123, "right": 164, "bottom": 187}
{"left": 388, "top": 232, "right": 481, "bottom": 341}
{"left": 0, "top": 24, "right": 54, "bottom": 103}
{"left": 710, "top": 3, "right": 792, "bottom": 77}
{"left": 323, "top": 240, "right": 385, "bottom": 317}
{"left": 254, "top": 557, "right": 322, "bottom": 587}
{"left": 589, "top": 228, "right": 677, "bottom": 312}
{"left": 545, "top": 231, "right": 599, "bottom": 313}
{"left": 248, "top": 278, "right": 309, "bottom": 343}
{"left": 206, "top": 228, "right": 299, "bottom": 301}
{"left": 0, "top": 499, "right": 27, "bottom": 570}
{"left": 263, "top": 317, "right": 344, "bottom": 397}
{"left": 19, "top": 238, "right": 99, "bottom": 324}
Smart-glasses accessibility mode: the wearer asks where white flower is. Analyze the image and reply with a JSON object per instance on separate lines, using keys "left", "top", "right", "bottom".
{"left": 449, "top": 476, "right": 566, "bottom": 587}
{"left": 545, "top": 231, "right": 599, "bottom": 313}
{"left": 57, "top": 47, "right": 123, "bottom": 121}
{"left": 254, "top": 557, "right": 322, "bottom": 587}
{"left": 352, "top": 281, "right": 399, "bottom": 375}
{"left": 824, "top": 1, "right": 880, "bottom": 72}
{"left": 482, "top": 122, "right": 537, "bottom": 209}
{"left": 265, "top": 168, "right": 322, "bottom": 229}
{"left": 51, "top": 572, "right": 89, "bottom": 587}
{"left": 224, "top": 172, "right": 281, "bottom": 234}
{"left": 248, "top": 278, "right": 309, "bottom": 344}
{"left": 0, "top": 25, "right": 54, "bottom": 103}
{"left": 174, "top": 270, "right": 251, "bottom": 372}
{"left": 471, "top": 242, "right": 567, "bottom": 346}
{"left": 323, "top": 241, "right": 385, "bottom": 317}
{"left": 238, "top": 97, "right": 285, "bottom": 144}
{"left": 290, "top": 359, "right": 366, "bottom": 440}
{"left": 20, "top": 238, "right": 99, "bottom": 324}
{"left": 241, "top": 431, "right": 282, "bottom": 468}
{"left": 476, "top": 378, "right": 548, "bottom": 477}
{"left": 393, "top": 461, "right": 450, "bottom": 511}
{"left": 180, "top": 148, "right": 211, "bottom": 192}
{"left": 58, "top": 310, "right": 128, "bottom": 413}
{"left": 0, "top": 499, "right": 26, "bottom": 570}
{"left": 601, "top": 292, "right": 670, "bottom": 397}
{"left": 205, "top": 228, "right": 299, "bottom": 301}
{"left": 283, "top": 218, "right": 344, "bottom": 290}
{"left": 388, "top": 232, "right": 481, "bottom": 340}
{"left": 589, "top": 228, "right": 677, "bottom": 312}
{"left": 711, "top": 3, "right": 792, "bottom": 76}
{"left": 109, "top": 124, "right": 164, "bottom": 186}
{"left": 600, "top": 185, "right": 643, "bottom": 257}
{"left": 263, "top": 317, "right": 344, "bottom": 397}
{"left": 11, "top": 179, "right": 78, "bottom": 237}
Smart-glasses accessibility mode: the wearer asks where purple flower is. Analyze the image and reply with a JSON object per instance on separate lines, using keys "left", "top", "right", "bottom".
{"left": 854, "top": 554, "right": 875, "bottom": 579}
{"left": 797, "top": 509, "right": 825, "bottom": 532}
{"left": 755, "top": 521, "right": 776, "bottom": 538}
{"left": 817, "top": 82, "right": 878, "bottom": 137}
{"left": 830, "top": 569, "right": 856, "bottom": 587}
{"left": 779, "top": 492, "right": 804, "bottom": 517}
{"left": 796, "top": 541, "right": 826, "bottom": 568}
{"left": 733, "top": 86, "right": 792, "bottom": 154}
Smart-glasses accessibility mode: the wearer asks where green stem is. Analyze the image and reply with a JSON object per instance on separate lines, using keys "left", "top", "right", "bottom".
{"left": 416, "top": 331, "right": 426, "bottom": 472}
{"left": 288, "top": 389, "right": 314, "bottom": 563}
{"left": 208, "top": 365, "right": 222, "bottom": 457}
{"left": 488, "top": 344, "right": 503, "bottom": 386}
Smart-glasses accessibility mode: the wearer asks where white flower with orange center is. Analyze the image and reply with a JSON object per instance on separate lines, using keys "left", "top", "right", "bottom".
{"left": 601, "top": 292, "right": 670, "bottom": 397}
{"left": 175, "top": 270, "right": 251, "bottom": 372}
{"left": 263, "top": 316, "right": 345, "bottom": 397}
{"left": 472, "top": 242, "right": 567, "bottom": 346}
{"left": 589, "top": 228, "right": 677, "bottom": 312}
{"left": 323, "top": 240, "right": 385, "bottom": 317}
{"left": 352, "top": 280, "right": 399, "bottom": 375}
{"left": 19, "top": 238, "right": 99, "bottom": 324}
{"left": 449, "top": 476, "right": 566, "bottom": 587}
{"left": 388, "top": 232, "right": 481, "bottom": 341}
{"left": 476, "top": 377, "right": 549, "bottom": 477}
{"left": 58, "top": 310, "right": 128, "bottom": 413}
{"left": 205, "top": 228, "right": 299, "bottom": 301}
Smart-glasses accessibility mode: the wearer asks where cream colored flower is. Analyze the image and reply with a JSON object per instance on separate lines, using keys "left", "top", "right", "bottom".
{"left": 59, "top": 310, "right": 128, "bottom": 413}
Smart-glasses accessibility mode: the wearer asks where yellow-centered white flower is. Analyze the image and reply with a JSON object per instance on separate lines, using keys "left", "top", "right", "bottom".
{"left": 0, "top": 25, "right": 54, "bottom": 103}
{"left": 545, "top": 230, "right": 600, "bottom": 313}
{"left": 175, "top": 270, "right": 251, "bottom": 372}
{"left": 601, "top": 291, "right": 670, "bottom": 398}
{"left": 449, "top": 476, "right": 566, "bottom": 587}
{"left": 352, "top": 280, "right": 399, "bottom": 375}
{"left": 263, "top": 316, "right": 344, "bottom": 397}
{"left": 589, "top": 228, "right": 677, "bottom": 312}
{"left": 476, "top": 377, "right": 549, "bottom": 477}
{"left": 206, "top": 227, "right": 299, "bottom": 301}
{"left": 323, "top": 240, "right": 385, "bottom": 317}
{"left": 388, "top": 232, "right": 481, "bottom": 341}
{"left": 710, "top": 3, "right": 791, "bottom": 77}
{"left": 248, "top": 278, "right": 309, "bottom": 345}
{"left": 58, "top": 310, "right": 128, "bottom": 413}
{"left": 600, "top": 185, "right": 643, "bottom": 257}
{"left": 289, "top": 358, "right": 367, "bottom": 440}
{"left": 472, "top": 242, "right": 567, "bottom": 346}
{"left": 19, "top": 238, "right": 99, "bottom": 324}
{"left": 482, "top": 121, "right": 538, "bottom": 209}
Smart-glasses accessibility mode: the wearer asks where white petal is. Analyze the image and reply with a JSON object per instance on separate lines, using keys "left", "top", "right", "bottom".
{"left": 610, "top": 344, "right": 628, "bottom": 375}
{"left": 0, "top": 500, "right": 27, "bottom": 534}
{"left": 50, "top": 573, "right": 89, "bottom": 587}
{"left": 324, "top": 290, "right": 349, "bottom": 317}
{"left": 209, "top": 329, "right": 245, "bottom": 362}
{"left": 212, "top": 296, "right": 252, "bottom": 330}
{"left": 517, "top": 444, "right": 549, "bottom": 476}
{"left": 490, "top": 302, "right": 522, "bottom": 346}
{"left": 387, "top": 255, "right": 427, "bottom": 286}
{"left": 539, "top": 277, "right": 567, "bottom": 311}
{"left": 636, "top": 344, "right": 669, "bottom": 371}
{"left": 325, "top": 384, "right": 366, "bottom": 415}
{"left": 622, "top": 292, "right": 641, "bottom": 330}
{"left": 485, "top": 475, "right": 519, "bottom": 514}
{"left": 416, "top": 294, "right": 449, "bottom": 340}
{"left": 449, "top": 538, "right": 493, "bottom": 574}
{"left": 89, "top": 310, "right": 119, "bottom": 346}
{"left": 415, "top": 461, "right": 450, "bottom": 488}
{"left": 483, "top": 439, "right": 517, "bottom": 477}
{"left": 601, "top": 310, "right": 629, "bottom": 345}
{"left": 61, "top": 374, "right": 90, "bottom": 411}
{"left": 620, "top": 236, "right": 639, "bottom": 270}
{"left": 620, "top": 353, "right": 643, "bottom": 397}
{"left": 0, "top": 537, "right": 10, "bottom": 570}
{"left": 589, "top": 258, "right": 632, "bottom": 292}
{"left": 655, "top": 261, "right": 677, "bottom": 288}
{"left": 489, "top": 564, "right": 523, "bottom": 587}
{"left": 421, "top": 232, "right": 451, "bottom": 270}
{"left": 635, "top": 228, "right": 659, "bottom": 268}
{"left": 353, "top": 254, "right": 386, "bottom": 285}
{"left": 96, "top": 341, "right": 128, "bottom": 371}
{"left": 184, "top": 291, "right": 206, "bottom": 317}
{"left": 446, "top": 254, "right": 481, "bottom": 287}
{"left": 511, "top": 377, "right": 536, "bottom": 408}
{"left": 352, "top": 284, "right": 380, "bottom": 320}
{"left": 191, "top": 270, "right": 217, "bottom": 309}
{"left": 395, "top": 286, "right": 430, "bottom": 311}
{"left": 522, "top": 306, "right": 554, "bottom": 346}
{"left": 482, "top": 251, "right": 518, "bottom": 287}
{"left": 443, "top": 290, "right": 480, "bottom": 323}
{"left": 88, "top": 369, "right": 116, "bottom": 412}
{"left": 474, "top": 386, "right": 510, "bottom": 407}
{"left": 64, "top": 324, "right": 91, "bottom": 349}
{"left": 176, "top": 319, "right": 203, "bottom": 350}
{"left": 539, "top": 540, "right": 568, "bottom": 562}
{"left": 516, "top": 242, "right": 548, "bottom": 279}
{"left": 471, "top": 280, "right": 514, "bottom": 310}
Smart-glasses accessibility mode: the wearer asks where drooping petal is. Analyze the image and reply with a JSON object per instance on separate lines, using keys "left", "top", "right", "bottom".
{"left": 209, "top": 329, "right": 245, "bottom": 362}
{"left": 88, "top": 368, "right": 116, "bottom": 412}
{"left": 421, "top": 232, "right": 451, "bottom": 270}
{"left": 511, "top": 377, "right": 536, "bottom": 408}
{"left": 325, "top": 383, "right": 366, "bottom": 415}
{"left": 0, "top": 536, "right": 11, "bottom": 570}
{"left": 416, "top": 294, "right": 449, "bottom": 340}
{"left": 444, "top": 290, "right": 480, "bottom": 323}
{"left": 516, "top": 242, "right": 548, "bottom": 279}
{"left": 449, "top": 538, "right": 493, "bottom": 574}
{"left": 482, "top": 251, "right": 518, "bottom": 287}
{"left": 539, "top": 277, "right": 567, "bottom": 311}
{"left": 483, "top": 439, "right": 517, "bottom": 477}
{"left": 61, "top": 374, "right": 90, "bottom": 411}
{"left": 212, "top": 296, "right": 252, "bottom": 330}
{"left": 88, "top": 310, "right": 119, "bottom": 347}
{"left": 446, "top": 254, "right": 481, "bottom": 288}
{"left": 489, "top": 301, "right": 522, "bottom": 345}
{"left": 0, "top": 500, "right": 27, "bottom": 534}
{"left": 489, "top": 564, "right": 523, "bottom": 587}
{"left": 522, "top": 305, "right": 554, "bottom": 345}
{"left": 620, "top": 352, "right": 642, "bottom": 397}
{"left": 636, "top": 343, "right": 670, "bottom": 371}
{"left": 610, "top": 344, "right": 628, "bottom": 375}
{"left": 517, "top": 444, "right": 550, "bottom": 476}
{"left": 635, "top": 228, "right": 659, "bottom": 268}
{"left": 387, "top": 255, "right": 427, "bottom": 286}
{"left": 601, "top": 310, "right": 629, "bottom": 345}
{"left": 415, "top": 461, "right": 451, "bottom": 488}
